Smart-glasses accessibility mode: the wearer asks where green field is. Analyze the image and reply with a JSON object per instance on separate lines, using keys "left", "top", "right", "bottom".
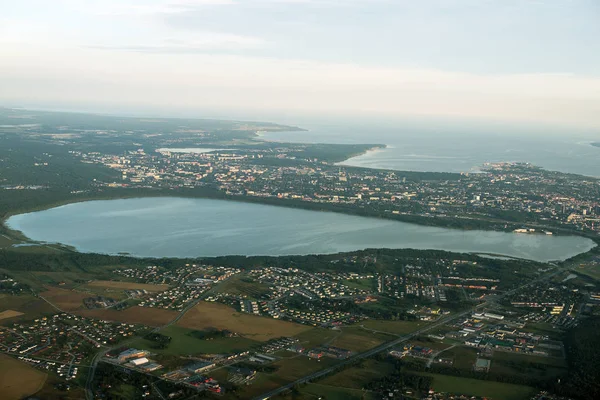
{"left": 212, "top": 273, "right": 271, "bottom": 299}
{"left": 490, "top": 351, "right": 568, "bottom": 381}
{"left": 438, "top": 346, "right": 479, "bottom": 370}
{"left": 572, "top": 264, "right": 600, "bottom": 281}
{"left": 342, "top": 278, "right": 374, "bottom": 291}
{"left": 423, "top": 373, "right": 537, "bottom": 400}
{"left": 130, "top": 325, "right": 260, "bottom": 356}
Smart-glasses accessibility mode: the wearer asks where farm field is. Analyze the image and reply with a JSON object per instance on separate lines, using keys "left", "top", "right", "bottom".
{"left": 176, "top": 301, "right": 310, "bottom": 341}
{"left": 0, "top": 353, "right": 47, "bottom": 400}
{"left": 85, "top": 280, "right": 169, "bottom": 292}
{"left": 0, "top": 309, "right": 24, "bottom": 320}
{"left": 0, "top": 294, "right": 56, "bottom": 324}
{"left": 131, "top": 325, "right": 260, "bottom": 355}
{"left": 76, "top": 305, "right": 178, "bottom": 327}
{"left": 39, "top": 286, "right": 89, "bottom": 311}
{"left": 422, "top": 373, "right": 537, "bottom": 400}
{"left": 361, "top": 319, "right": 427, "bottom": 335}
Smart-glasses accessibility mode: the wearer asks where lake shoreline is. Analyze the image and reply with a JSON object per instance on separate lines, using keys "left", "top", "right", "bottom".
{"left": 5, "top": 196, "right": 597, "bottom": 262}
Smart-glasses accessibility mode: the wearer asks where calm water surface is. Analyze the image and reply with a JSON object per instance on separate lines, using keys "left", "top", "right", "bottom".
{"left": 259, "top": 121, "right": 600, "bottom": 176}
{"left": 6, "top": 198, "right": 595, "bottom": 261}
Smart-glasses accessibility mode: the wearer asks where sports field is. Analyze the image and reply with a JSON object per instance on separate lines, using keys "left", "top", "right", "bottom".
{"left": 176, "top": 301, "right": 310, "bottom": 341}
{"left": 0, "top": 354, "right": 47, "bottom": 400}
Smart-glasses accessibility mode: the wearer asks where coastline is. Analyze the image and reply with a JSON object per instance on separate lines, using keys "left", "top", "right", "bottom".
{"left": 336, "top": 144, "right": 388, "bottom": 166}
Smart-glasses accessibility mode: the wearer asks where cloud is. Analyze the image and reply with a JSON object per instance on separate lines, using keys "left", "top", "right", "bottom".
{"left": 76, "top": 0, "right": 236, "bottom": 16}
{"left": 89, "top": 34, "right": 267, "bottom": 52}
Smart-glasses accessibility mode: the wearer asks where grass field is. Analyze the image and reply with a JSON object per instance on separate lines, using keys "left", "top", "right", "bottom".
{"left": 297, "top": 383, "right": 374, "bottom": 400}
{"left": 329, "top": 327, "right": 394, "bottom": 352}
{"left": 177, "top": 301, "right": 310, "bottom": 341}
{"left": 0, "top": 310, "right": 24, "bottom": 320}
{"left": 85, "top": 280, "right": 169, "bottom": 292}
{"left": 492, "top": 350, "right": 567, "bottom": 368}
{"left": 439, "top": 346, "right": 479, "bottom": 370}
{"left": 131, "top": 325, "right": 260, "bottom": 355}
{"left": 320, "top": 359, "right": 394, "bottom": 389}
{"left": 76, "top": 306, "right": 178, "bottom": 327}
{"left": 361, "top": 319, "right": 427, "bottom": 335}
{"left": 270, "top": 356, "right": 338, "bottom": 382}
{"left": 490, "top": 351, "right": 568, "bottom": 380}
{"left": 0, "top": 234, "right": 17, "bottom": 248}
{"left": 0, "top": 353, "right": 47, "bottom": 400}
{"left": 423, "top": 373, "right": 536, "bottom": 400}
{"left": 30, "top": 376, "right": 86, "bottom": 400}
{"left": 293, "top": 328, "right": 341, "bottom": 348}
{"left": 572, "top": 263, "right": 600, "bottom": 281}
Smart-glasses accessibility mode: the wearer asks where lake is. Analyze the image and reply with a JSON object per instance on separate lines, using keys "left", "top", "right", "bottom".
{"left": 5, "top": 197, "right": 595, "bottom": 261}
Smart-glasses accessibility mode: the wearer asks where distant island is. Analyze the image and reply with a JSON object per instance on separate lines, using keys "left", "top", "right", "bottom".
{"left": 592, "top": 142, "right": 600, "bottom": 148}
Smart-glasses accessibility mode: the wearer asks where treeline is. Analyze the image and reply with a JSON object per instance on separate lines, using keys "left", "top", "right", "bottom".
{"left": 556, "top": 316, "right": 600, "bottom": 399}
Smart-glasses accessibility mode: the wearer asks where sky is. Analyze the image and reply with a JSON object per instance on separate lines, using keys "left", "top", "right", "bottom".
{"left": 1, "top": 0, "right": 599, "bottom": 128}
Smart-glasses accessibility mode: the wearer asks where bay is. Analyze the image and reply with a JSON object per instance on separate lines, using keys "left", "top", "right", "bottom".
{"left": 259, "top": 121, "right": 600, "bottom": 177}
{"left": 6, "top": 197, "right": 595, "bottom": 262}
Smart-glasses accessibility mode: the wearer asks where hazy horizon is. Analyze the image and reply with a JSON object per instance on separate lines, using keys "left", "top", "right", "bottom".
{"left": 2, "top": 1, "right": 600, "bottom": 129}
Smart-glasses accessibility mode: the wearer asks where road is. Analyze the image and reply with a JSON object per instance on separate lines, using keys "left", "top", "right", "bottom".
{"left": 253, "top": 263, "right": 568, "bottom": 400}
